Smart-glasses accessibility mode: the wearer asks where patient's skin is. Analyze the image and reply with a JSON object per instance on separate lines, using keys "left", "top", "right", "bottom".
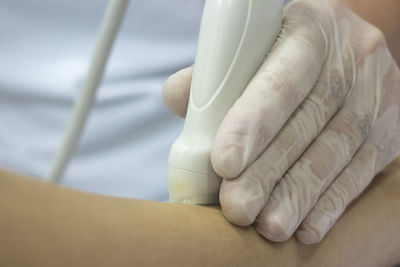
{"left": 1, "top": 157, "right": 400, "bottom": 267}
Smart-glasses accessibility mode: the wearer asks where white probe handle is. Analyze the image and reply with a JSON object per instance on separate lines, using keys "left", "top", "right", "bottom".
{"left": 168, "top": 0, "right": 283, "bottom": 204}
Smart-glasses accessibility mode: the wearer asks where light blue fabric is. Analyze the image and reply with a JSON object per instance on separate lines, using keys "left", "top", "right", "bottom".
{"left": 0, "top": 0, "right": 291, "bottom": 201}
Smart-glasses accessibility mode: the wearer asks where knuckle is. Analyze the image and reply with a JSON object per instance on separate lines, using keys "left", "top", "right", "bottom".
{"left": 368, "top": 25, "right": 386, "bottom": 46}
{"left": 350, "top": 24, "right": 389, "bottom": 63}
{"left": 361, "top": 25, "right": 387, "bottom": 54}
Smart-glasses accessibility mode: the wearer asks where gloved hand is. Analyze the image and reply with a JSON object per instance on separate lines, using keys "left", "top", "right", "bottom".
{"left": 162, "top": 0, "right": 400, "bottom": 244}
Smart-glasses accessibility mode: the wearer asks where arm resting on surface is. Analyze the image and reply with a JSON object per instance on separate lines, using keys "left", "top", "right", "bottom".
{"left": 1, "top": 158, "right": 400, "bottom": 267}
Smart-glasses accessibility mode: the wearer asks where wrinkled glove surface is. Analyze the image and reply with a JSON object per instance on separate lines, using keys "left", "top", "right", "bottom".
{"left": 163, "top": 0, "right": 400, "bottom": 244}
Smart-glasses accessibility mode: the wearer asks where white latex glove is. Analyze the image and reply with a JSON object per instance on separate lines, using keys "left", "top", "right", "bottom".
{"left": 163, "top": 0, "right": 400, "bottom": 244}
